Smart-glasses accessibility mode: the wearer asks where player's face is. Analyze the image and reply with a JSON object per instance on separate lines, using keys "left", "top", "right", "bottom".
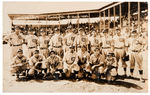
{"left": 29, "top": 31, "right": 33, "bottom": 35}
{"left": 68, "top": 29, "right": 72, "bottom": 33}
{"left": 34, "top": 53, "right": 39, "bottom": 57}
{"left": 70, "top": 48, "right": 74, "bottom": 53}
{"left": 103, "top": 32, "right": 107, "bottom": 36}
{"left": 132, "top": 33, "right": 138, "bottom": 38}
{"left": 94, "top": 49, "right": 99, "bottom": 55}
{"left": 81, "top": 47, "right": 86, "bottom": 52}
{"left": 56, "top": 30, "right": 59, "bottom": 34}
{"left": 18, "top": 52, "right": 23, "bottom": 57}
{"left": 51, "top": 52, "right": 55, "bottom": 55}
{"left": 107, "top": 54, "right": 112, "bottom": 59}
{"left": 15, "top": 29, "right": 20, "bottom": 35}
{"left": 117, "top": 31, "right": 121, "bottom": 36}
{"left": 93, "top": 32, "right": 97, "bottom": 37}
{"left": 79, "top": 30, "right": 83, "bottom": 35}
{"left": 41, "top": 32, "right": 46, "bottom": 36}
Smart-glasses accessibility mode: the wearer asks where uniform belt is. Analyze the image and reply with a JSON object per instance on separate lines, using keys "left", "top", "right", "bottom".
{"left": 115, "top": 47, "right": 124, "bottom": 49}
{"left": 91, "top": 45, "right": 98, "bottom": 47}
{"left": 28, "top": 47, "right": 36, "bottom": 49}
{"left": 77, "top": 46, "right": 81, "bottom": 48}
{"left": 40, "top": 47, "right": 47, "bottom": 49}
{"left": 69, "top": 46, "right": 75, "bottom": 48}
{"left": 132, "top": 50, "right": 140, "bottom": 52}
{"left": 12, "top": 44, "right": 22, "bottom": 46}
{"left": 66, "top": 43, "right": 71, "bottom": 46}
{"left": 53, "top": 46, "right": 62, "bottom": 48}
{"left": 102, "top": 47, "right": 110, "bottom": 49}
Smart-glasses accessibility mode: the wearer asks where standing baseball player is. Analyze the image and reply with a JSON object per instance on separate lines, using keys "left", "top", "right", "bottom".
{"left": 25, "top": 29, "right": 39, "bottom": 59}
{"left": 5, "top": 26, "right": 24, "bottom": 59}
{"left": 39, "top": 29, "right": 49, "bottom": 58}
{"left": 127, "top": 30, "right": 145, "bottom": 82}
{"left": 76, "top": 28, "right": 89, "bottom": 52}
{"left": 101, "top": 29, "right": 113, "bottom": 63}
{"left": 113, "top": 28, "right": 127, "bottom": 76}
{"left": 63, "top": 26, "right": 77, "bottom": 53}
{"left": 89, "top": 30, "right": 102, "bottom": 54}
{"left": 49, "top": 28, "right": 63, "bottom": 58}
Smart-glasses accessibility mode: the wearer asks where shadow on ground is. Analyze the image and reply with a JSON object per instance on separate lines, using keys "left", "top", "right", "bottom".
{"left": 15, "top": 74, "right": 146, "bottom": 90}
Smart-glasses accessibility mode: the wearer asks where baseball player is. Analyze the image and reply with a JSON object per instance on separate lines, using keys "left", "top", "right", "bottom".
{"left": 49, "top": 28, "right": 63, "bottom": 58}
{"left": 113, "top": 28, "right": 127, "bottom": 76}
{"left": 25, "top": 29, "right": 39, "bottom": 59}
{"left": 63, "top": 46, "right": 80, "bottom": 79}
{"left": 45, "top": 51, "right": 63, "bottom": 79}
{"left": 89, "top": 30, "right": 102, "bottom": 54}
{"left": 11, "top": 49, "right": 28, "bottom": 79}
{"left": 101, "top": 29, "right": 113, "bottom": 63}
{"left": 127, "top": 30, "right": 145, "bottom": 82}
{"left": 89, "top": 47, "right": 105, "bottom": 80}
{"left": 39, "top": 29, "right": 49, "bottom": 58}
{"left": 85, "top": 27, "right": 90, "bottom": 37}
{"left": 77, "top": 46, "right": 90, "bottom": 79}
{"left": 63, "top": 26, "right": 77, "bottom": 53}
{"left": 28, "top": 50, "right": 45, "bottom": 78}
{"left": 104, "top": 51, "right": 118, "bottom": 81}
{"left": 5, "top": 26, "right": 24, "bottom": 59}
{"left": 76, "top": 28, "right": 89, "bottom": 52}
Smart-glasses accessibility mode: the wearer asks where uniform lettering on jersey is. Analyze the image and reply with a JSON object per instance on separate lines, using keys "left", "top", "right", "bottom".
{"left": 71, "top": 57, "right": 75, "bottom": 62}
{"left": 106, "top": 41, "right": 110, "bottom": 45}
{"left": 32, "top": 39, "right": 37, "bottom": 43}
{"left": 71, "top": 37, "right": 75, "bottom": 41}
{"left": 95, "top": 39, "right": 98, "bottom": 44}
{"left": 44, "top": 40, "right": 48, "bottom": 44}
{"left": 119, "top": 38, "right": 124, "bottom": 42}
{"left": 58, "top": 37, "right": 62, "bottom": 42}
{"left": 81, "top": 38, "right": 86, "bottom": 42}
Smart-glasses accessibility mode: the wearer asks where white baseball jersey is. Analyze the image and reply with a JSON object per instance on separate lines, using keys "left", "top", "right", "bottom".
{"left": 113, "top": 35, "right": 125, "bottom": 48}
{"left": 129, "top": 36, "right": 144, "bottom": 51}
{"left": 6, "top": 32, "right": 24, "bottom": 45}
{"left": 89, "top": 36, "right": 102, "bottom": 47}
{"left": 25, "top": 35, "right": 39, "bottom": 47}
{"left": 63, "top": 51, "right": 78, "bottom": 65}
{"left": 39, "top": 36, "right": 49, "bottom": 48}
{"left": 101, "top": 36, "right": 113, "bottom": 47}
{"left": 76, "top": 35, "right": 89, "bottom": 46}
{"left": 64, "top": 32, "right": 76, "bottom": 46}
{"left": 49, "top": 34, "right": 63, "bottom": 47}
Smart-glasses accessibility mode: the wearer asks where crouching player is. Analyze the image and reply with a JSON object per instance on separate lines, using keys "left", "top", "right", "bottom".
{"left": 28, "top": 50, "right": 45, "bottom": 79}
{"left": 77, "top": 46, "right": 90, "bottom": 79}
{"left": 88, "top": 47, "right": 105, "bottom": 80}
{"left": 104, "top": 52, "right": 118, "bottom": 82}
{"left": 63, "top": 47, "right": 80, "bottom": 79}
{"left": 45, "top": 51, "right": 63, "bottom": 80}
{"left": 11, "top": 49, "right": 28, "bottom": 80}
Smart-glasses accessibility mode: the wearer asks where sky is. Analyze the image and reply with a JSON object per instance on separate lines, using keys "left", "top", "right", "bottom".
{"left": 3, "top": 2, "right": 111, "bottom": 33}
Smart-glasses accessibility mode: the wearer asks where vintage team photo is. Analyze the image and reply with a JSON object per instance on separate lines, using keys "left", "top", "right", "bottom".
{"left": 3, "top": 2, "right": 148, "bottom": 92}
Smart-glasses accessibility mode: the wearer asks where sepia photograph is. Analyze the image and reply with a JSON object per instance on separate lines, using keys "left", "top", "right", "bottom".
{"left": 2, "top": 1, "right": 148, "bottom": 93}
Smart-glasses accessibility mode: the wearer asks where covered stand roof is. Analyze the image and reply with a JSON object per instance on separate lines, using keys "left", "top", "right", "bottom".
{"left": 8, "top": 2, "right": 118, "bottom": 20}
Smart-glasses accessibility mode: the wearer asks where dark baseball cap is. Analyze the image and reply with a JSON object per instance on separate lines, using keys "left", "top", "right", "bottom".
{"left": 17, "top": 49, "right": 23, "bottom": 53}
{"left": 34, "top": 50, "right": 39, "bottom": 54}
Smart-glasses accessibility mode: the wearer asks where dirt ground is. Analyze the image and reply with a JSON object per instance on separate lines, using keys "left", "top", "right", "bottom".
{"left": 3, "top": 44, "right": 148, "bottom": 92}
